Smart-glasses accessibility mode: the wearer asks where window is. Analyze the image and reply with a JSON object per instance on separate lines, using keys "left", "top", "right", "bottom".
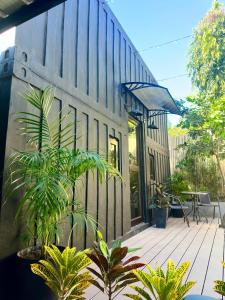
{"left": 149, "top": 154, "right": 156, "bottom": 181}
{"left": 109, "top": 136, "right": 120, "bottom": 170}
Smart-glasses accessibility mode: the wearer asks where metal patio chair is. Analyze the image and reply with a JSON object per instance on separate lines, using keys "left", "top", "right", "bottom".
{"left": 163, "top": 192, "right": 190, "bottom": 227}
{"left": 196, "top": 192, "right": 222, "bottom": 223}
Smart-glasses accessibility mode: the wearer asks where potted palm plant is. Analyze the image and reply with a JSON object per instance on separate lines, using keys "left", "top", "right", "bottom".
{"left": 1, "top": 86, "right": 120, "bottom": 300}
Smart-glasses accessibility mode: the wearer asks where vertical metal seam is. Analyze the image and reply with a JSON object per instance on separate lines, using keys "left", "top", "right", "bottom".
{"left": 96, "top": 119, "right": 100, "bottom": 233}
{"left": 105, "top": 124, "right": 109, "bottom": 242}
{"left": 70, "top": 107, "right": 77, "bottom": 247}
{"left": 75, "top": 0, "right": 79, "bottom": 87}
{"left": 129, "top": 46, "right": 131, "bottom": 81}
{"left": 105, "top": 9, "right": 108, "bottom": 108}
{"left": 124, "top": 38, "right": 127, "bottom": 82}
{"left": 60, "top": 2, "right": 65, "bottom": 78}
{"left": 118, "top": 30, "right": 121, "bottom": 113}
{"left": 86, "top": 0, "right": 90, "bottom": 95}
{"left": 84, "top": 113, "right": 89, "bottom": 248}
{"left": 96, "top": 0, "right": 100, "bottom": 102}
{"left": 43, "top": 11, "right": 48, "bottom": 66}
{"left": 112, "top": 21, "right": 115, "bottom": 113}
{"left": 112, "top": 128, "right": 116, "bottom": 239}
{"left": 119, "top": 132, "right": 123, "bottom": 235}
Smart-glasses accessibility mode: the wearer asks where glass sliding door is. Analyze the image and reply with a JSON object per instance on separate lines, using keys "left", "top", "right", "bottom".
{"left": 128, "top": 119, "right": 142, "bottom": 226}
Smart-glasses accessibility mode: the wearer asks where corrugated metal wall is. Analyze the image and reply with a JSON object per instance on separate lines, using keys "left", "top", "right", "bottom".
{"left": 0, "top": 0, "right": 171, "bottom": 257}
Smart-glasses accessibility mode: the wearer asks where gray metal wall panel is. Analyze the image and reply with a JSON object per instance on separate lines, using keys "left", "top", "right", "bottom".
{"left": 63, "top": 1, "right": 77, "bottom": 84}
{"left": 0, "top": 0, "right": 172, "bottom": 256}
{"left": 77, "top": 0, "right": 88, "bottom": 94}
{"left": 88, "top": 0, "right": 98, "bottom": 100}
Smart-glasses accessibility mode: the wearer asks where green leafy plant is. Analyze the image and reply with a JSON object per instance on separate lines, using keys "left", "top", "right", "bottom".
{"left": 153, "top": 184, "right": 170, "bottom": 209}
{"left": 7, "top": 86, "right": 120, "bottom": 254}
{"left": 214, "top": 261, "right": 225, "bottom": 296}
{"left": 86, "top": 231, "right": 145, "bottom": 300}
{"left": 125, "top": 259, "right": 195, "bottom": 300}
{"left": 31, "top": 245, "right": 92, "bottom": 300}
{"left": 168, "top": 172, "right": 190, "bottom": 197}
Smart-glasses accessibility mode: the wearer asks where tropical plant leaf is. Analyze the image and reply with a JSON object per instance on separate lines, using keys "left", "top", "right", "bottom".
{"left": 31, "top": 245, "right": 92, "bottom": 300}
{"left": 130, "top": 285, "right": 152, "bottom": 300}
{"left": 87, "top": 232, "right": 143, "bottom": 299}
{"left": 129, "top": 260, "right": 195, "bottom": 300}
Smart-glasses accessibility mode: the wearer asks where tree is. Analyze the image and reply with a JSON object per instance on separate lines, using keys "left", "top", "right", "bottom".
{"left": 179, "top": 0, "right": 225, "bottom": 190}
{"left": 188, "top": 0, "right": 225, "bottom": 98}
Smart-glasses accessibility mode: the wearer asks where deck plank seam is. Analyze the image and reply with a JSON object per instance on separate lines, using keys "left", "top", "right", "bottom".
{"left": 201, "top": 227, "right": 218, "bottom": 295}
{"left": 176, "top": 221, "right": 205, "bottom": 266}
{"left": 185, "top": 221, "right": 213, "bottom": 283}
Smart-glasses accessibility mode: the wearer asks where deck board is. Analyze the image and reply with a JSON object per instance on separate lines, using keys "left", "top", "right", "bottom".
{"left": 86, "top": 218, "right": 224, "bottom": 299}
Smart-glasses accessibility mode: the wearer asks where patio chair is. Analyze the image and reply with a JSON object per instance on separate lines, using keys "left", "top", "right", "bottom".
{"left": 163, "top": 192, "right": 190, "bottom": 227}
{"left": 196, "top": 192, "right": 222, "bottom": 223}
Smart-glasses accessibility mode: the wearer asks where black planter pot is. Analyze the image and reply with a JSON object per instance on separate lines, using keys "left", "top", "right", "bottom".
{"left": 0, "top": 252, "right": 56, "bottom": 300}
{"left": 148, "top": 207, "right": 156, "bottom": 226}
{"left": 155, "top": 207, "right": 168, "bottom": 228}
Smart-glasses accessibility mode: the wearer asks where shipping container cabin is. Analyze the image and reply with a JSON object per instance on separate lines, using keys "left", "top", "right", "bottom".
{"left": 0, "top": 0, "right": 179, "bottom": 257}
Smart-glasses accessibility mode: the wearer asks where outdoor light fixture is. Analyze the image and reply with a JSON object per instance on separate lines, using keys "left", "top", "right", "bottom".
{"left": 129, "top": 108, "right": 143, "bottom": 118}
{"left": 148, "top": 121, "right": 158, "bottom": 130}
{"left": 124, "top": 104, "right": 143, "bottom": 118}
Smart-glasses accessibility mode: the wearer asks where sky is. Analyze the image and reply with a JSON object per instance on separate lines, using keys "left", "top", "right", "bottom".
{"left": 108, "top": 0, "right": 225, "bottom": 124}
{"left": 0, "top": 27, "right": 15, "bottom": 53}
{"left": 0, "top": 0, "right": 224, "bottom": 125}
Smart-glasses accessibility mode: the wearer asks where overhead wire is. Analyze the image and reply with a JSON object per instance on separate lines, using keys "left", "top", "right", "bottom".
{"left": 158, "top": 73, "right": 189, "bottom": 82}
{"left": 137, "top": 35, "right": 193, "bottom": 53}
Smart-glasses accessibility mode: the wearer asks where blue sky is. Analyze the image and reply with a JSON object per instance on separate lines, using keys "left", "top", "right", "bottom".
{"left": 108, "top": 0, "right": 225, "bottom": 123}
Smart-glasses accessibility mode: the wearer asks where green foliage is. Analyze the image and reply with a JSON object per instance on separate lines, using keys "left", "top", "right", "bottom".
{"left": 8, "top": 86, "right": 120, "bottom": 246}
{"left": 182, "top": 1, "right": 225, "bottom": 192}
{"left": 188, "top": 0, "right": 225, "bottom": 97}
{"left": 168, "top": 126, "right": 187, "bottom": 137}
{"left": 125, "top": 259, "right": 195, "bottom": 300}
{"left": 169, "top": 172, "right": 190, "bottom": 196}
{"left": 214, "top": 261, "right": 225, "bottom": 296}
{"left": 31, "top": 245, "right": 92, "bottom": 300}
{"left": 86, "top": 231, "right": 145, "bottom": 300}
{"left": 177, "top": 138, "right": 222, "bottom": 197}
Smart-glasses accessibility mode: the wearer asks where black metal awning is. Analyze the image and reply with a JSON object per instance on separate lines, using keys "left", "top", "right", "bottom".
{"left": 0, "top": 0, "right": 66, "bottom": 34}
{"left": 122, "top": 81, "right": 181, "bottom": 115}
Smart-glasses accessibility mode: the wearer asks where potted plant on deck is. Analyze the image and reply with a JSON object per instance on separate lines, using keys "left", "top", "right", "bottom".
{"left": 1, "top": 86, "right": 120, "bottom": 300}
{"left": 154, "top": 183, "right": 170, "bottom": 228}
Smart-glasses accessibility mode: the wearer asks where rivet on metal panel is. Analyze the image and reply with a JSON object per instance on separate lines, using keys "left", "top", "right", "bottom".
{"left": 21, "top": 67, "right": 27, "bottom": 78}
{"left": 22, "top": 52, "right": 28, "bottom": 62}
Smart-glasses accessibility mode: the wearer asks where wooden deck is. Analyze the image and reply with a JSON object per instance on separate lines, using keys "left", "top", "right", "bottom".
{"left": 86, "top": 218, "right": 225, "bottom": 299}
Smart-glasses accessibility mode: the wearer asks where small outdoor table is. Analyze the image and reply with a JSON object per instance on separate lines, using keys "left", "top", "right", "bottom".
{"left": 181, "top": 191, "right": 205, "bottom": 223}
